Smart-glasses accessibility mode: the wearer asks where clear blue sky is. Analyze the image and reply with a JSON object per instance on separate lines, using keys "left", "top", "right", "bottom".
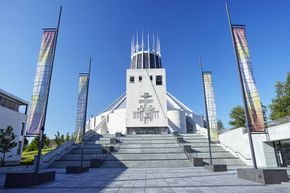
{"left": 0, "top": 0, "right": 289, "bottom": 138}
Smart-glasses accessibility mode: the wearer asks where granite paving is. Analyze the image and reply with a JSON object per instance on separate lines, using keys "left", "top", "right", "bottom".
{"left": 0, "top": 167, "right": 290, "bottom": 193}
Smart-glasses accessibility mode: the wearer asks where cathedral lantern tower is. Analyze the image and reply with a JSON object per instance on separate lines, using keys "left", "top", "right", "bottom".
{"left": 126, "top": 32, "right": 168, "bottom": 134}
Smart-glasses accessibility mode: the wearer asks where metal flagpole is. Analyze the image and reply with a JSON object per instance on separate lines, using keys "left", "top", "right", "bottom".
{"left": 199, "top": 57, "right": 213, "bottom": 165}
{"left": 80, "top": 58, "right": 91, "bottom": 168}
{"left": 225, "top": 1, "right": 257, "bottom": 169}
{"left": 35, "top": 6, "right": 62, "bottom": 174}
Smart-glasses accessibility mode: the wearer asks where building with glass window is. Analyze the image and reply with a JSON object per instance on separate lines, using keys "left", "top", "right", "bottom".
{"left": 86, "top": 33, "right": 205, "bottom": 135}
{"left": 0, "top": 89, "right": 28, "bottom": 165}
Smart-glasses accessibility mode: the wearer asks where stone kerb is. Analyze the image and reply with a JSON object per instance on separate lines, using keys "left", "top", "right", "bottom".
{"left": 39, "top": 140, "right": 74, "bottom": 168}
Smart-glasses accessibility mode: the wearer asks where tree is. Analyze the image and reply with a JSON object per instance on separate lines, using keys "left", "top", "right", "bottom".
{"left": 60, "top": 134, "right": 65, "bottom": 144}
{"left": 217, "top": 120, "right": 224, "bottom": 134}
{"left": 65, "top": 132, "right": 70, "bottom": 141}
{"left": 54, "top": 132, "right": 65, "bottom": 146}
{"left": 262, "top": 104, "right": 268, "bottom": 126}
{"left": 0, "top": 126, "right": 17, "bottom": 166}
{"left": 270, "top": 72, "right": 290, "bottom": 120}
{"left": 27, "top": 134, "right": 49, "bottom": 151}
{"left": 23, "top": 137, "right": 29, "bottom": 151}
{"left": 229, "top": 106, "right": 246, "bottom": 129}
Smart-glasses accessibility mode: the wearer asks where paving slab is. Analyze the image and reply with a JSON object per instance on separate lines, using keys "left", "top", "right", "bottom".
{"left": 0, "top": 167, "right": 289, "bottom": 193}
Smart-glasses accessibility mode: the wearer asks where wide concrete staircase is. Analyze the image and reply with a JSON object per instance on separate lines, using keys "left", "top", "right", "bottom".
{"left": 50, "top": 133, "right": 245, "bottom": 168}
{"left": 101, "top": 134, "right": 192, "bottom": 168}
{"left": 181, "top": 134, "right": 245, "bottom": 166}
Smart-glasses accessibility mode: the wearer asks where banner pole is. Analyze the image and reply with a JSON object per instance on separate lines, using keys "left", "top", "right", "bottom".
{"left": 225, "top": 1, "right": 257, "bottom": 169}
{"left": 80, "top": 58, "right": 91, "bottom": 168}
{"left": 199, "top": 57, "right": 213, "bottom": 165}
{"left": 35, "top": 6, "right": 62, "bottom": 173}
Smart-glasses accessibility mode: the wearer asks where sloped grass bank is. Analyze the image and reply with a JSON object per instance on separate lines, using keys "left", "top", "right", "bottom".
{"left": 21, "top": 147, "right": 55, "bottom": 165}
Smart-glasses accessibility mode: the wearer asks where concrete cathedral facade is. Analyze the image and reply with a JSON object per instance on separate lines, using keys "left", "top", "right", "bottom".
{"left": 86, "top": 33, "right": 205, "bottom": 135}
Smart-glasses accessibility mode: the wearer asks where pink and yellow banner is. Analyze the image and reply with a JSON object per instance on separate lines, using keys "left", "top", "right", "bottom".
{"left": 233, "top": 27, "right": 265, "bottom": 132}
{"left": 26, "top": 29, "right": 57, "bottom": 135}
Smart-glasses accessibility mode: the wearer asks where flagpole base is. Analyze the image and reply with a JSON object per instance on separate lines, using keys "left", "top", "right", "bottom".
{"left": 237, "top": 168, "right": 288, "bottom": 184}
{"left": 66, "top": 166, "right": 89, "bottom": 174}
{"left": 204, "top": 164, "right": 227, "bottom": 172}
{"left": 4, "top": 171, "right": 55, "bottom": 188}
{"left": 191, "top": 157, "right": 204, "bottom": 167}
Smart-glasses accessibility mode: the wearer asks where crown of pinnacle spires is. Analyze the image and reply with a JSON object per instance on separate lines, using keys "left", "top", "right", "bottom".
{"left": 130, "top": 31, "right": 162, "bottom": 69}
{"left": 131, "top": 31, "right": 161, "bottom": 58}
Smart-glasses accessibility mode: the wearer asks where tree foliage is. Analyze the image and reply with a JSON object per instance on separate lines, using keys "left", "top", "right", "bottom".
{"left": 65, "top": 132, "right": 70, "bottom": 142}
{"left": 27, "top": 134, "right": 49, "bottom": 151}
{"left": 229, "top": 106, "right": 246, "bottom": 129}
{"left": 54, "top": 131, "right": 65, "bottom": 146}
{"left": 0, "top": 126, "right": 17, "bottom": 165}
{"left": 217, "top": 120, "right": 224, "bottom": 134}
{"left": 23, "top": 137, "right": 29, "bottom": 151}
{"left": 270, "top": 72, "right": 290, "bottom": 120}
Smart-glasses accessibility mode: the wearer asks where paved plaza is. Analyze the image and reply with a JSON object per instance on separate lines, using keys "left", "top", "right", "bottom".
{"left": 0, "top": 167, "right": 290, "bottom": 193}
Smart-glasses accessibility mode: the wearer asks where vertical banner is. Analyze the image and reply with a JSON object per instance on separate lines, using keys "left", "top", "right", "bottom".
{"left": 26, "top": 29, "right": 57, "bottom": 135}
{"left": 232, "top": 27, "right": 265, "bottom": 132}
{"left": 75, "top": 74, "right": 89, "bottom": 144}
{"left": 203, "top": 72, "right": 219, "bottom": 141}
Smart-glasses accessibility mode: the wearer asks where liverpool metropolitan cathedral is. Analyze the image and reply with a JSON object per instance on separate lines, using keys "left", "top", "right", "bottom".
{"left": 86, "top": 34, "right": 205, "bottom": 135}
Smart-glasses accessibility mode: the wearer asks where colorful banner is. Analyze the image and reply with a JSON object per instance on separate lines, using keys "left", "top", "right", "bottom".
{"left": 203, "top": 72, "right": 219, "bottom": 141}
{"left": 26, "top": 29, "right": 57, "bottom": 135}
{"left": 233, "top": 27, "right": 265, "bottom": 132}
{"left": 75, "top": 74, "right": 89, "bottom": 144}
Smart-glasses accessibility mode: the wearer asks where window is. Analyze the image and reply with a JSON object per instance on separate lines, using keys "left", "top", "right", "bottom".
{"left": 132, "top": 55, "right": 137, "bottom": 69}
{"left": 156, "top": 75, "right": 162, "bottom": 85}
{"left": 17, "top": 141, "right": 22, "bottom": 155}
{"left": 150, "top": 53, "right": 155, "bottom": 68}
{"left": 0, "top": 96, "right": 6, "bottom": 106}
{"left": 139, "top": 76, "right": 142, "bottom": 82}
{"left": 155, "top": 55, "right": 160, "bottom": 68}
{"left": 137, "top": 54, "right": 142, "bottom": 68}
{"left": 129, "top": 76, "right": 134, "bottom": 83}
{"left": 21, "top": 122, "right": 25, "bottom": 135}
{"left": 143, "top": 53, "right": 149, "bottom": 68}
{"left": 150, "top": 76, "right": 153, "bottom": 81}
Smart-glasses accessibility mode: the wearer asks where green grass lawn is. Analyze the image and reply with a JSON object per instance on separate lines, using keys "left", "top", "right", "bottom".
{"left": 21, "top": 147, "right": 55, "bottom": 165}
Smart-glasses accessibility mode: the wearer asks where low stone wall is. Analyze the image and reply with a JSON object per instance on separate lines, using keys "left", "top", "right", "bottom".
{"left": 39, "top": 130, "right": 98, "bottom": 168}
{"left": 219, "top": 127, "right": 278, "bottom": 167}
{"left": 219, "top": 127, "right": 252, "bottom": 165}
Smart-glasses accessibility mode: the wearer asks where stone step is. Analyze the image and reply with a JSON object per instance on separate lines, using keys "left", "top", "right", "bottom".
{"left": 125, "top": 134, "right": 173, "bottom": 137}
{"left": 50, "top": 160, "right": 92, "bottom": 168}
{"left": 100, "top": 160, "right": 192, "bottom": 168}
{"left": 107, "top": 153, "right": 188, "bottom": 161}
{"left": 121, "top": 139, "right": 208, "bottom": 143}
{"left": 108, "top": 140, "right": 179, "bottom": 144}
{"left": 60, "top": 153, "right": 188, "bottom": 161}
{"left": 203, "top": 158, "right": 245, "bottom": 166}
{"left": 60, "top": 154, "right": 107, "bottom": 161}
{"left": 114, "top": 144, "right": 181, "bottom": 148}
{"left": 74, "top": 144, "right": 110, "bottom": 148}
{"left": 115, "top": 147, "right": 226, "bottom": 153}
{"left": 185, "top": 143, "right": 220, "bottom": 147}
{"left": 88, "top": 141, "right": 113, "bottom": 145}
{"left": 70, "top": 148, "right": 104, "bottom": 154}
{"left": 190, "top": 146, "right": 227, "bottom": 152}
{"left": 118, "top": 137, "right": 177, "bottom": 140}
{"left": 116, "top": 148, "right": 184, "bottom": 153}
{"left": 182, "top": 138, "right": 209, "bottom": 142}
